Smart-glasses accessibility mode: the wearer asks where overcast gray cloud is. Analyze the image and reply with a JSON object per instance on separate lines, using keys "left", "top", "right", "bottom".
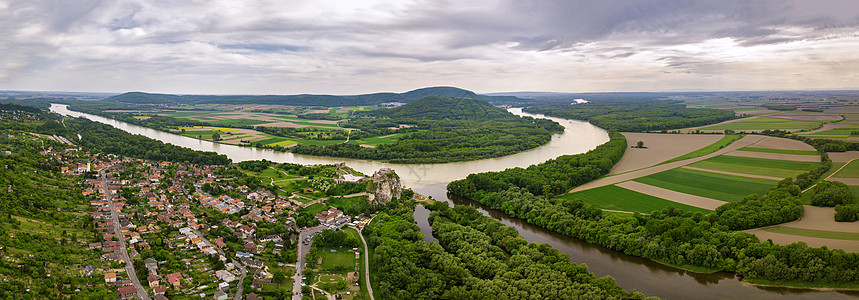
{"left": 1, "top": 0, "right": 859, "bottom": 94}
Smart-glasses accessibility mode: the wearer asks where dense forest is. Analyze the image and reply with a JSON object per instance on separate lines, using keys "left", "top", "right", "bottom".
{"left": 447, "top": 135, "right": 859, "bottom": 286}
{"left": 523, "top": 99, "right": 735, "bottom": 132}
{"left": 364, "top": 199, "right": 647, "bottom": 299}
{"left": 290, "top": 96, "right": 565, "bottom": 163}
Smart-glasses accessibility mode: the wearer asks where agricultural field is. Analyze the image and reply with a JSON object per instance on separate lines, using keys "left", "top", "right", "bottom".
{"left": 830, "top": 160, "right": 859, "bottom": 178}
{"left": 737, "top": 147, "right": 818, "bottom": 155}
{"left": 561, "top": 185, "right": 711, "bottom": 214}
{"left": 698, "top": 116, "right": 824, "bottom": 132}
{"left": 609, "top": 132, "right": 725, "bottom": 174}
{"left": 634, "top": 168, "right": 778, "bottom": 202}
{"left": 687, "top": 155, "right": 820, "bottom": 178}
{"left": 660, "top": 134, "right": 744, "bottom": 164}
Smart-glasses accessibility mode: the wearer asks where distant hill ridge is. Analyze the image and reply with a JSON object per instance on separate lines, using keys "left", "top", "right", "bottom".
{"left": 105, "top": 86, "right": 521, "bottom": 107}
{"left": 367, "top": 96, "right": 512, "bottom": 120}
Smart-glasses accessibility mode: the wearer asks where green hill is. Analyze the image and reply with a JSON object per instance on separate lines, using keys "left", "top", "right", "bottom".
{"left": 104, "top": 86, "right": 521, "bottom": 107}
{"left": 369, "top": 96, "right": 512, "bottom": 120}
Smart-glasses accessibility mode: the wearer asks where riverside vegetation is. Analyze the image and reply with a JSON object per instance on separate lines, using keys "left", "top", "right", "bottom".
{"left": 364, "top": 198, "right": 648, "bottom": 299}
{"left": 448, "top": 132, "right": 859, "bottom": 287}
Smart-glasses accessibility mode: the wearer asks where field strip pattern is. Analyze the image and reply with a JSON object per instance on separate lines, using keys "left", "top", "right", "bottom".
{"left": 827, "top": 178, "right": 859, "bottom": 185}
{"left": 616, "top": 181, "right": 727, "bottom": 210}
{"left": 687, "top": 155, "right": 819, "bottom": 178}
{"left": 634, "top": 168, "right": 777, "bottom": 202}
{"left": 724, "top": 150, "right": 821, "bottom": 162}
{"left": 571, "top": 135, "right": 767, "bottom": 193}
{"left": 680, "top": 166, "right": 784, "bottom": 181}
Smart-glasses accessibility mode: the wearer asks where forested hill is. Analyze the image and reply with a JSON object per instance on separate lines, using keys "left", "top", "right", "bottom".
{"left": 104, "top": 86, "right": 522, "bottom": 107}
{"left": 365, "top": 96, "right": 512, "bottom": 120}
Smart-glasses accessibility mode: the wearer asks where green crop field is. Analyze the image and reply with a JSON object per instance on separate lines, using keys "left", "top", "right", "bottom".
{"left": 661, "top": 134, "right": 743, "bottom": 164}
{"left": 701, "top": 117, "right": 822, "bottom": 131}
{"left": 802, "top": 126, "right": 859, "bottom": 139}
{"left": 319, "top": 249, "right": 357, "bottom": 272}
{"left": 737, "top": 147, "right": 819, "bottom": 155}
{"left": 561, "top": 185, "right": 711, "bottom": 214}
{"left": 207, "top": 118, "right": 269, "bottom": 127}
{"left": 688, "top": 155, "right": 820, "bottom": 178}
{"left": 634, "top": 168, "right": 777, "bottom": 202}
{"left": 761, "top": 226, "right": 859, "bottom": 241}
{"left": 832, "top": 160, "right": 859, "bottom": 178}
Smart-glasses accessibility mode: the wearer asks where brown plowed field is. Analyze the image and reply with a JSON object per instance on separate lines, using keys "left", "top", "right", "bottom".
{"left": 609, "top": 133, "right": 724, "bottom": 175}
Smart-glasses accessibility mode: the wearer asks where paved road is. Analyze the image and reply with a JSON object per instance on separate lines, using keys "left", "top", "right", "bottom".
{"left": 570, "top": 135, "right": 766, "bottom": 193}
{"left": 102, "top": 172, "right": 151, "bottom": 300}
{"left": 354, "top": 222, "right": 375, "bottom": 300}
{"left": 293, "top": 225, "right": 325, "bottom": 300}
{"left": 190, "top": 228, "right": 247, "bottom": 300}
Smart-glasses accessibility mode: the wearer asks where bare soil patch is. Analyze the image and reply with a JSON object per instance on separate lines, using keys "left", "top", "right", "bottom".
{"left": 609, "top": 133, "right": 724, "bottom": 175}
{"left": 827, "top": 151, "right": 859, "bottom": 163}
{"left": 747, "top": 136, "right": 816, "bottom": 151}
{"left": 744, "top": 205, "right": 859, "bottom": 252}
{"left": 826, "top": 178, "right": 859, "bottom": 185}
{"left": 771, "top": 115, "right": 843, "bottom": 121}
{"left": 680, "top": 166, "right": 784, "bottom": 181}
{"left": 681, "top": 116, "right": 760, "bottom": 131}
{"left": 796, "top": 123, "right": 848, "bottom": 135}
{"left": 783, "top": 205, "right": 859, "bottom": 233}
{"left": 724, "top": 151, "right": 821, "bottom": 162}
{"left": 616, "top": 181, "right": 727, "bottom": 210}
{"left": 744, "top": 230, "right": 859, "bottom": 253}
{"left": 253, "top": 121, "right": 308, "bottom": 128}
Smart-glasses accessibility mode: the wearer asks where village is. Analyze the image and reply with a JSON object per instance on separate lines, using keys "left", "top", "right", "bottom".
{"left": 38, "top": 145, "right": 400, "bottom": 300}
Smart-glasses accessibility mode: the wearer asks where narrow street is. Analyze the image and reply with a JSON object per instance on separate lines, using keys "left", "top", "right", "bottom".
{"left": 292, "top": 225, "right": 324, "bottom": 300}
{"left": 101, "top": 171, "right": 151, "bottom": 300}
{"left": 355, "top": 217, "right": 374, "bottom": 300}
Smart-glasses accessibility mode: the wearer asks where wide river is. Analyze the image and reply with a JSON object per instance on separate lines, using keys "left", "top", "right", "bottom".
{"left": 51, "top": 104, "right": 856, "bottom": 299}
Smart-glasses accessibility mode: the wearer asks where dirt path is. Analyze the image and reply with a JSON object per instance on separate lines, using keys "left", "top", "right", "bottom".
{"left": 795, "top": 123, "right": 848, "bottom": 134}
{"left": 723, "top": 151, "right": 821, "bottom": 162}
{"left": 571, "top": 135, "right": 766, "bottom": 193}
{"left": 680, "top": 166, "right": 784, "bottom": 181}
{"left": 609, "top": 133, "right": 723, "bottom": 175}
{"left": 616, "top": 181, "right": 727, "bottom": 210}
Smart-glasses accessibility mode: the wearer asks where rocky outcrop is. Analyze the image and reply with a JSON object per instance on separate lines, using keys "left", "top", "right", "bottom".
{"left": 369, "top": 168, "right": 402, "bottom": 203}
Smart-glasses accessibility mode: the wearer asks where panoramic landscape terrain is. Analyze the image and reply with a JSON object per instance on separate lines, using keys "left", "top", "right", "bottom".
{"left": 3, "top": 1, "right": 859, "bottom": 300}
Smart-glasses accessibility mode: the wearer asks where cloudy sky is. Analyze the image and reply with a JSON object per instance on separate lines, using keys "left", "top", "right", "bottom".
{"left": 2, "top": 0, "right": 859, "bottom": 95}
